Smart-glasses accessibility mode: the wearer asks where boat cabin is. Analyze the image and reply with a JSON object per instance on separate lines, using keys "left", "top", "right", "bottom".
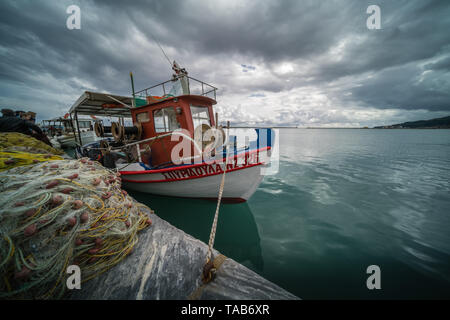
{"left": 129, "top": 67, "right": 219, "bottom": 167}
{"left": 69, "top": 64, "right": 221, "bottom": 169}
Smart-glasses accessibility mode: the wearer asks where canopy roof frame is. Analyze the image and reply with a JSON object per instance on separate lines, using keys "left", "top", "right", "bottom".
{"left": 69, "top": 91, "right": 133, "bottom": 118}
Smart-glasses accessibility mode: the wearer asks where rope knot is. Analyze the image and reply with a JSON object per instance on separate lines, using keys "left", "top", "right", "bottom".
{"left": 202, "top": 258, "right": 216, "bottom": 284}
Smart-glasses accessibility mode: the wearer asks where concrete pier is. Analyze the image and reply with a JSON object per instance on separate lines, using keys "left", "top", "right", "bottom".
{"left": 68, "top": 211, "right": 299, "bottom": 300}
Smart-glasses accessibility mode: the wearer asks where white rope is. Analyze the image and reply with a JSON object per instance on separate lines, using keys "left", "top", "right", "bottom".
{"left": 205, "top": 123, "right": 230, "bottom": 263}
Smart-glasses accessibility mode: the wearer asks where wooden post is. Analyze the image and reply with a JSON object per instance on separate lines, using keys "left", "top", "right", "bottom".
{"left": 74, "top": 111, "right": 82, "bottom": 146}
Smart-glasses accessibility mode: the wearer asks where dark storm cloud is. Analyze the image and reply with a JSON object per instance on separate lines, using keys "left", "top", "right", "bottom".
{"left": 0, "top": 0, "right": 449, "bottom": 123}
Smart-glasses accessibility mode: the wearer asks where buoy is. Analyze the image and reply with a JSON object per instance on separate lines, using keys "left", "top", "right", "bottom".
{"left": 52, "top": 195, "right": 63, "bottom": 206}
{"left": 102, "top": 192, "right": 112, "bottom": 199}
{"left": 72, "top": 200, "right": 84, "bottom": 209}
{"left": 88, "top": 248, "right": 99, "bottom": 255}
{"left": 80, "top": 212, "right": 89, "bottom": 223}
{"left": 61, "top": 188, "right": 73, "bottom": 194}
{"left": 92, "top": 178, "right": 101, "bottom": 186}
{"left": 14, "top": 266, "right": 31, "bottom": 280}
{"left": 24, "top": 224, "right": 37, "bottom": 237}
{"left": 67, "top": 173, "right": 78, "bottom": 180}
{"left": 88, "top": 257, "right": 98, "bottom": 264}
{"left": 46, "top": 180, "right": 59, "bottom": 189}
{"left": 67, "top": 216, "right": 77, "bottom": 227}
{"left": 25, "top": 208, "right": 36, "bottom": 217}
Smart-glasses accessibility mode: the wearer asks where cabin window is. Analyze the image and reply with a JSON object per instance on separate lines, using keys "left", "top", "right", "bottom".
{"left": 136, "top": 111, "right": 150, "bottom": 123}
{"left": 190, "top": 105, "right": 210, "bottom": 128}
{"left": 153, "top": 107, "right": 180, "bottom": 133}
{"left": 78, "top": 121, "right": 91, "bottom": 129}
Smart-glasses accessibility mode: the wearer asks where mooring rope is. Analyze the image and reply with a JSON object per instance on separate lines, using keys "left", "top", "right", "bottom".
{"left": 202, "top": 122, "right": 230, "bottom": 283}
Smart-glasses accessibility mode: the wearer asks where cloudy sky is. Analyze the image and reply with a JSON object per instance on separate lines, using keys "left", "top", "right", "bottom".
{"left": 0, "top": 0, "right": 449, "bottom": 127}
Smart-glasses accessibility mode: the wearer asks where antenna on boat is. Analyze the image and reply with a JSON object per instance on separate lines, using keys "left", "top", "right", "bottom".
{"left": 130, "top": 71, "right": 136, "bottom": 108}
{"left": 148, "top": 30, "right": 173, "bottom": 68}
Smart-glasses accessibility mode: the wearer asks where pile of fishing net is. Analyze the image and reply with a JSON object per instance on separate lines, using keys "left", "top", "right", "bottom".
{"left": 0, "top": 158, "right": 153, "bottom": 299}
{"left": 0, "top": 132, "right": 64, "bottom": 172}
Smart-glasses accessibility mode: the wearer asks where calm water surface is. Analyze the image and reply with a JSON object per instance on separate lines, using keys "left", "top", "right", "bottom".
{"left": 128, "top": 129, "right": 450, "bottom": 299}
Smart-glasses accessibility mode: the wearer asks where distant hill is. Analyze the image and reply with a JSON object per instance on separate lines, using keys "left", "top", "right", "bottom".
{"left": 374, "top": 116, "right": 450, "bottom": 129}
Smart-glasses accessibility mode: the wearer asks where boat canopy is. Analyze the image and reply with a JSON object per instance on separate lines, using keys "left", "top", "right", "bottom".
{"left": 69, "top": 91, "right": 133, "bottom": 117}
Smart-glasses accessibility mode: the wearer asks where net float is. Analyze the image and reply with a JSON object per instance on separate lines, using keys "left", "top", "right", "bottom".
{"left": 102, "top": 192, "right": 112, "bottom": 199}
{"left": 80, "top": 158, "right": 87, "bottom": 164}
{"left": 24, "top": 224, "right": 37, "bottom": 237}
{"left": 61, "top": 187, "right": 73, "bottom": 194}
{"left": 14, "top": 266, "right": 31, "bottom": 280}
{"left": 88, "top": 257, "right": 98, "bottom": 264}
{"left": 25, "top": 208, "right": 36, "bottom": 217}
{"left": 92, "top": 177, "right": 101, "bottom": 186}
{"left": 95, "top": 238, "right": 103, "bottom": 246}
{"left": 67, "top": 173, "right": 78, "bottom": 180}
{"left": 67, "top": 216, "right": 77, "bottom": 227}
{"left": 46, "top": 180, "right": 59, "bottom": 189}
{"left": 146, "top": 219, "right": 152, "bottom": 226}
{"left": 80, "top": 212, "right": 89, "bottom": 223}
{"left": 72, "top": 200, "right": 83, "bottom": 209}
{"left": 50, "top": 164, "right": 59, "bottom": 169}
{"left": 32, "top": 159, "right": 40, "bottom": 163}
{"left": 52, "top": 194, "right": 63, "bottom": 206}
{"left": 125, "top": 220, "right": 131, "bottom": 228}
{"left": 75, "top": 238, "right": 83, "bottom": 246}
{"left": 88, "top": 248, "right": 99, "bottom": 255}
{"left": 4, "top": 159, "right": 15, "bottom": 165}
{"left": 14, "top": 201, "right": 25, "bottom": 207}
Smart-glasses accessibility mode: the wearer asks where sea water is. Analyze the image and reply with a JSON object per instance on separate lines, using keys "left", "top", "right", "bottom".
{"left": 127, "top": 129, "right": 450, "bottom": 299}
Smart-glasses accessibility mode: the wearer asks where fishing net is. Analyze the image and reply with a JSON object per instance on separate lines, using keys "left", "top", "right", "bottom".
{"left": 0, "top": 132, "right": 64, "bottom": 155}
{"left": 0, "top": 132, "right": 64, "bottom": 172}
{"left": 0, "top": 158, "right": 153, "bottom": 299}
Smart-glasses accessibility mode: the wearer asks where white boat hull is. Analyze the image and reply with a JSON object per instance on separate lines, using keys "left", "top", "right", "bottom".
{"left": 120, "top": 148, "right": 270, "bottom": 202}
{"left": 58, "top": 132, "right": 97, "bottom": 148}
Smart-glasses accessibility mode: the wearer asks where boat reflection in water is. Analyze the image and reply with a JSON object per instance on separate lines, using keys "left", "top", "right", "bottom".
{"left": 128, "top": 191, "right": 263, "bottom": 272}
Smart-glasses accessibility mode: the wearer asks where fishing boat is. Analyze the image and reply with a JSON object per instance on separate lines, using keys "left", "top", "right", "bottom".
{"left": 41, "top": 116, "right": 97, "bottom": 148}
{"left": 70, "top": 62, "right": 274, "bottom": 202}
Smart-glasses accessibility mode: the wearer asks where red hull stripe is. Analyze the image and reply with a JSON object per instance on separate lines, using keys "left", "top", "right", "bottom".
{"left": 119, "top": 146, "right": 271, "bottom": 176}
{"left": 121, "top": 162, "right": 264, "bottom": 184}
